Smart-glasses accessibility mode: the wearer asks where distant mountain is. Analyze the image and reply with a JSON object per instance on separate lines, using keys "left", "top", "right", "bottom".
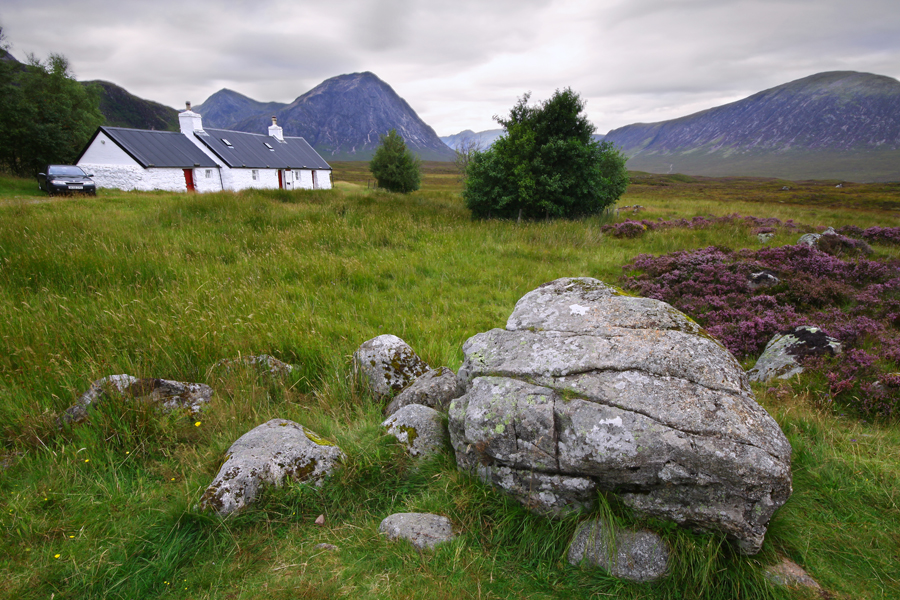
{"left": 441, "top": 129, "right": 505, "bottom": 150}
{"left": 605, "top": 71, "right": 900, "bottom": 182}
{"left": 84, "top": 80, "right": 179, "bottom": 131}
{"left": 200, "top": 72, "right": 454, "bottom": 161}
{"left": 441, "top": 129, "right": 605, "bottom": 150}
{"left": 193, "top": 89, "right": 287, "bottom": 130}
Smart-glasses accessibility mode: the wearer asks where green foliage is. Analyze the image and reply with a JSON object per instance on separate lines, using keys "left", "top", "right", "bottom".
{"left": 0, "top": 53, "right": 103, "bottom": 176}
{"left": 369, "top": 129, "right": 422, "bottom": 193}
{"left": 464, "top": 89, "right": 629, "bottom": 220}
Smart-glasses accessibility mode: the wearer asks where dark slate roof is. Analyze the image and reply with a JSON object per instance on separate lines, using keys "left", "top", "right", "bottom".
{"left": 81, "top": 126, "right": 220, "bottom": 168}
{"left": 195, "top": 128, "right": 331, "bottom": 170}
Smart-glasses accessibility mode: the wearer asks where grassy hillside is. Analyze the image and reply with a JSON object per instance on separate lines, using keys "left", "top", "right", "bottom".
{"left": 1, "top": 167, "right": 898, "bottom": 599}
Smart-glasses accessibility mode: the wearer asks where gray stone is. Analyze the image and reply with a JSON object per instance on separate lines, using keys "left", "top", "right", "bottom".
{"left": 200, "top": 419, "right": 344, "bottom": 516}
{"left": 60, "top": 374, "right": 213, "bottom": 425}
{"left": 797, "top": 227, "right": 836, "bottom": 248}
{"left": 748, "top": 326, "right": 842, "bottom": 383}
{"left": 313, "top": 543, "right": 339, "bottom": 552}
{"left": 748, "top": 270, "right": 780, "bottom": 290}
{"left": 378, "top": 513, "right": 455, "bottom": 550}
{"left": 449, "top": 277, "right": 792, "bottom": 555}
{"left": 213, "top": 354, "right": 296, "bottom": 377}
{"left": 757, "top": 232, "right": 775, "bottom": 243}
{"left": 385, "top": 367, "right": 464, "bottom": 416}
{"left": 353, "top": 335, "right": 430, "bottom": 400}
{"left": 382, "top": 404, "right": 449, "bottom": 457}
{"left": 568, "top": 518, "right": 669, "bottom": 582}
{"left": 764, "top": 558, "right": 821, "bottom": 590}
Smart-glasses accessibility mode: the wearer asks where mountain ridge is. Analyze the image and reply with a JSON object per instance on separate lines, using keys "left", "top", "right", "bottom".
{"left": 604, "top": 71, "right": 900, "bottom": 182}
{"left": 199, "top": 72, "right": 454, "bottom": 161}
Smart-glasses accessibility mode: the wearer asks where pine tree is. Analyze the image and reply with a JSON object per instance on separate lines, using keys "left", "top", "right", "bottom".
{"left": 369, "top": 129, "right": 422, "bottom": 193}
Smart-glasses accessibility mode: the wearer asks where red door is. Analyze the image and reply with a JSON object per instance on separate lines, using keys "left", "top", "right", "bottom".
{"left": 183, "top": 169, "right": 195, "bottom": 192}
{"left": 278, "top": 170, "right": 284, "bottom": 190}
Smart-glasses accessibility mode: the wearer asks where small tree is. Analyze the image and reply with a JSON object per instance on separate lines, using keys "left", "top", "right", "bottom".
{"left": 369, "top": 129, "right": 421, "bottom": 193}
{"left": 463, "top": 88, "right": 628, "bottom": 220}
{"left": 453, "top": 135, "right": 484, "bottom": 183}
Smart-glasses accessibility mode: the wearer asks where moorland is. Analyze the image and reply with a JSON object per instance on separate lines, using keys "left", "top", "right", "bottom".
{"left": 0, "top": 163, "right": 898, "bottom": 599}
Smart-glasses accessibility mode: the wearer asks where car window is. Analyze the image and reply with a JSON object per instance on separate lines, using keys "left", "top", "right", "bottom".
{"left": 48, "top": 166, "right": 87, "bottom": 176}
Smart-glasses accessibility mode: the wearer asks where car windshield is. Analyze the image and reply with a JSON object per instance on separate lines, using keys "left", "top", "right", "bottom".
{"left": 48, "top": 166, "right": 86, "bottom": 177}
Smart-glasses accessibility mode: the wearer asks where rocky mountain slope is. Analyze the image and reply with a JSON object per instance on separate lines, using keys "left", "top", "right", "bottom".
{"left": 199, "top": 72, "right": 454, "bottom": 161}
{"left": 604, "top": 71, "right": 900, "bottom": 182}
{"left": 193, "top": 89, "right": 287, "bottom": 131}
{"left": 84, "top": 80, "right": 179, "bottom": 132}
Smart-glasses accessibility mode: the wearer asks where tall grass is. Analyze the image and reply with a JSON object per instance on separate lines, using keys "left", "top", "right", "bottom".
{"left": 1, "top": 170, "right": 898, "bottom": 599}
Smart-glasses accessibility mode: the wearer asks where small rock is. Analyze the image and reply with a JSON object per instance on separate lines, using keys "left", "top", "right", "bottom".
{"left": 313, "top": 543, "right": 338, "bottom": 552}
{"left": 382, "top": 404, "right": 449, "bottom": 457}
{"left": 748, "top": 326, "right": 842, "bottom": 383}
{"left": 60, "top": 375, "right": 213, "bottom": 425}
{"left": 200, "top": 419, "right": 344, "bottom": 516}
{"left": 764, "top": 557, "right": 821, "bottom": 589}
{"left": 748, "top": 269, "right": 779, "bottom": 290}
{"left": 352, "top": 335, "right": 430, "bottom": 400}
{"left": 757, "top": 232, "right": 775, "bottom": 243}
{"left": 212, "top": 354, "right": 296, "bottom": 377}
{"left": 379, "top": 513, "right": 455, "bottom": 551}
{"left": 384, "top": 367, "right": 464, "bottom": 416}
{"left": 315, "top": 514, "right": 325, "bottom": 526}
{"left": 568, "top": 517, "right": 669, "bottom": 583}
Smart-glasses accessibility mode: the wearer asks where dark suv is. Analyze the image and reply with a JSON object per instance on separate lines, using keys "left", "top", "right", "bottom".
{"left": 38, "top": 165, "right": 97, "bottom": 196}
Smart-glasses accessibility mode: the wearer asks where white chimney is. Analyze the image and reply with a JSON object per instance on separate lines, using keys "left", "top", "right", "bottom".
{"left": 268, "top": 116, "right": 284, "bottom": 141}
{"left": 179, "top": 101, "right": 204, "bottom": 134}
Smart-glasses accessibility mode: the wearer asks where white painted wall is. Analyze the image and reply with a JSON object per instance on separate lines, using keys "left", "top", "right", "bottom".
{"left": 79, "top": 132, "right": 140, "bottom": 167}
{"left": 228, "top": 168, "right": 280, "bottom": 191}
{"left": 79, "top": 164, "right": 189, "bottom": 192}
{"left": 314, "top": 169, "right": 333, "bottom": 190}
{"left": 194, "top": 168, "right": 224, "bottom": 193}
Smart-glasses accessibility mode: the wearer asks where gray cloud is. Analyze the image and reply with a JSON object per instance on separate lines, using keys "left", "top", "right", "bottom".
{"left": 2, "top": 0, "right": 898, "bottom": 136}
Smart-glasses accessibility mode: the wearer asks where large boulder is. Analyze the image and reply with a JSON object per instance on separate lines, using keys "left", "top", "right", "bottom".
{"left": 449, "top": 278, "right": 792, "bottom": 554}
{"left": 352, "top": 335, "right": 430, "bottom": 400}
{"left": 381, "top": 404, "right": 449, "bottom": 457}
{"left": 384, "top": 367, "right": 464, "bottom": 416}
{"left": 748, "top": 326, "right": 842, "bottom": 383}
{"left": 60, "top": 374, "right": 213, "bottom": 425}
{"left": 200, "top": 419, "right": 344, "bottom": 516}
{"left": 568, "top": 517, "right": 670, "bottom": 583}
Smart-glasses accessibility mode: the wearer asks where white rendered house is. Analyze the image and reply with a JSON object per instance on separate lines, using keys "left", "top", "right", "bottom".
{"left": 77, "top": 104, "right": 332, "bottom": 193}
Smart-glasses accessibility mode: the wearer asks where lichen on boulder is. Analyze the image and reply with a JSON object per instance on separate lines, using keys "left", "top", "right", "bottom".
{"left": 449, "top": 277, "right": 793, "bottom": 554}
{"left": 200, "top": 419, "right": 344, "bottom": 516}
{"left": 352, "top": 334, "right": 430, "bottom": 400}
{"left": 384, "top": 366, "right": 463, "bottom": 416}
{"left": 382, "top": 403, "right": 449, "bottom": 457}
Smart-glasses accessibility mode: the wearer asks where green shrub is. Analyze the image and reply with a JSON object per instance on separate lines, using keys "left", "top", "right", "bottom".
{"left": 369, "top": 129, "right": 422, "bottom": 193}
{"left": 464, "top": 88, "right": 628, "bottom": 220}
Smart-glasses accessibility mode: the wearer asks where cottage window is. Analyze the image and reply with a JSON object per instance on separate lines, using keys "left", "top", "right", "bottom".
{"left": 252, "top": 169, "right": 259, "bottom": 181}
{"left": 294, "top": 171, "right": 300, "bottom": 181}
{"left": 205, "top": 170, "right": 212, "bottom": 178}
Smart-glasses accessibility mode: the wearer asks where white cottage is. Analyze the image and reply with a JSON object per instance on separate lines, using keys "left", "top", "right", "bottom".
{"left": 77, "top": 104, "right": 332, "bottom": 193}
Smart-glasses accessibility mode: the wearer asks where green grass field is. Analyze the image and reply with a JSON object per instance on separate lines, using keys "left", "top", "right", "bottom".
{"left": 1, "top": 165, "right": 898, "bottom": 599}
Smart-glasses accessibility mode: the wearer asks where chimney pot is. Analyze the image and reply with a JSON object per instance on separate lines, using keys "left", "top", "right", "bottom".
{"left": 186, "top": 101, "right": 192, "bottom": 111}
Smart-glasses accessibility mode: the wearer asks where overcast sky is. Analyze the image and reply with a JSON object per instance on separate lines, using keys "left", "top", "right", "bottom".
{"left": 3, "top": 0, "right": 899, "bottom": 136}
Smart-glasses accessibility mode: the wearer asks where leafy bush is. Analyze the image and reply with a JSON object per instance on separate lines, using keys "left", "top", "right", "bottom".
{"left": 368, "top": 129, "right": 421, "bottom": 193}
{"left": 464, "top": 89, "right": 628, "bottom": 220}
